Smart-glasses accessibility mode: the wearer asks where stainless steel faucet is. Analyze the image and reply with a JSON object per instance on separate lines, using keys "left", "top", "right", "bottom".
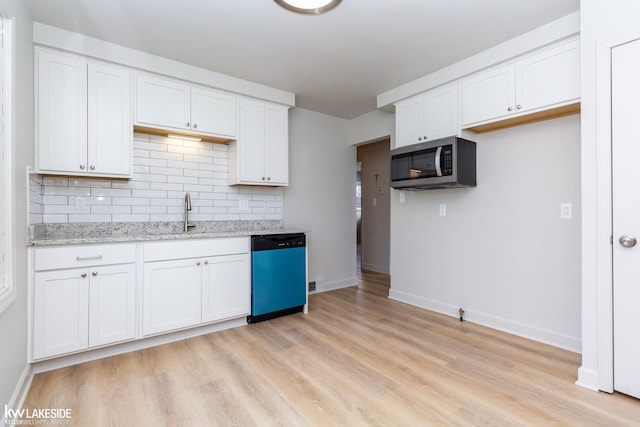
{"left": 184, "top": 192, "right": 195, "bottom": 232}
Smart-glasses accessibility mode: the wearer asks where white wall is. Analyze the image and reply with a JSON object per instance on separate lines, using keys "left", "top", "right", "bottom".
{"left": 0, "top": 0, "right": 33, "bottom": 413}
{"left": 284, "top": 108, "right": 357, "bottom": 292}
{"left": 390, "top": 115, "right": 582, "bottom": 351}
{"left": 579, "top": 0, "right": 640, "bottom": 392}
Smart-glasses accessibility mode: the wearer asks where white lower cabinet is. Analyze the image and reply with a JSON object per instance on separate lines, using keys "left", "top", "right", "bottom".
{"left": 32, "top": 245, "right": 136, "bottom": 360}
{"left": 31, "top": 238, "right": 250, "bottom": 361}
{"left": 142, "top": 238, "right": 251, "bottom": 337}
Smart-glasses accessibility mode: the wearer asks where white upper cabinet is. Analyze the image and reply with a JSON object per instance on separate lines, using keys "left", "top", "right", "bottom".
{"left": 229, "top": 99, "right": 289, "bottom": 186}
{"left": 135, "top": 73, "right": 237, "bottom": 139}
{"left": 36, "top": 49, "right": 132, "bottom": 178}
{"left": 395, "top": 83, "right": 460, "bottom": 148}
{"left": 461, "top": 38, "right": 579, "bottom": 128}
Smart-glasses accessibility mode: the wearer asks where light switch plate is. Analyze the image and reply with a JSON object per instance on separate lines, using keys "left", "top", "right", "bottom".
{"left": 75, "top": 197, "right": 86, "bottom": 210}
{"left": 439, "top": 204, "right": 446, "bottom": 217}
{"left": 399, "top": 192, "right": 405, "bottom": 204}
{"left": 560, "top": 202, "right": 572, "bottom": 219}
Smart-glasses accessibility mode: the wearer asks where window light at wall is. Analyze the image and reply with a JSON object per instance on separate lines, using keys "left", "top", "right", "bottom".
{"left": 274, "top": 0, "right": 341, "bottom": 15}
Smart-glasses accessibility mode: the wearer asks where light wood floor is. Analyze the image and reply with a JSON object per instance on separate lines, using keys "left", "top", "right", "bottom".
{"left": 23, "top": 270, "right": 640, "bottom": 426}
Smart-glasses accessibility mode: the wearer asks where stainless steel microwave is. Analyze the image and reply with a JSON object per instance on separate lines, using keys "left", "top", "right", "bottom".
{"left": 390, "top": 136, "right": 476, "bottom": 190}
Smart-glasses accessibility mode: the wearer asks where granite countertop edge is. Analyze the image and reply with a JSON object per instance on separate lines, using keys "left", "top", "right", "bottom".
{"left": 28, "top": 221, "right": 308, "bottom": 247}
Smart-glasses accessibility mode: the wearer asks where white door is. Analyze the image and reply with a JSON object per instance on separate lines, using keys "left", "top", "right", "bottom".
{"left": 238, "top": 99, "right": 266, "bottom": 183}
{"left": 612, "top": 38, "right": 640, "bottom": 399}
{"left": 88, "top": 62, "right": 131, "bottom": 176}
{"left": 33, "top": 268, "right": 89, "bottom": 359}
{"left": 88, "top": 263, "right": 136, "bottom": 347}
{"left": 143, "top": 258, "right": 201, "bottom": 336}
{"left": 37, "top": 50, "right": 87, "bottom": 173}
{"left": 201, "top": 254, "right": 250, "bottom": 323}
{"left": 265, "top": 103, "right": 289, "bottom": 185}
{"left": 191, "top": 87, "right": 237, "bottom": 137}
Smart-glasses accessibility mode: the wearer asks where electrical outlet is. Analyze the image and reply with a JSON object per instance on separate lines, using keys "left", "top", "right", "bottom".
{"left": 439, "top": 204, "right": 446, "bottom": 216}
{"left": 399, "top": 192, "right": 405, "bottom": 204}
{"left": 560, "top": 202, "right": 572, "bottom": 219}
{"left": 75, "top": 197, "right": 86, "bottom": 210}
{"left": 239, "top": 199, "right": 250, "bottom": 212}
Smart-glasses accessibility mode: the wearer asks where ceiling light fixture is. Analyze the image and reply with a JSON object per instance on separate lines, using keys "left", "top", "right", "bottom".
{"left": 274, "top": 0, "right": 341, "bottom": 15}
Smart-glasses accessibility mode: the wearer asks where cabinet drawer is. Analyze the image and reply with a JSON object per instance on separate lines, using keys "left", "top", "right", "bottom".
{"left": 34, "top": 243, "right": 136, "bottom": 271}
{"left": 143, "top": 237, "right": 249, "bottom": 262}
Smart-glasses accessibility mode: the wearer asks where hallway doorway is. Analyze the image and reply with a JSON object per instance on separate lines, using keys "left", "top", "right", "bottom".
{"left": 356, "top": 138, "right": 391, "bottom": 276}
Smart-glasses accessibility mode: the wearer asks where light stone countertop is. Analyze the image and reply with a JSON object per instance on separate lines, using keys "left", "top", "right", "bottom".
{"left": 28, "top": 220, "right": 307, "bottom": 246}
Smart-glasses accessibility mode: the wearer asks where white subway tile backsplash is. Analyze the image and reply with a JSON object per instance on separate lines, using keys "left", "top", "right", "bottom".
{"left": 32, "top": 134, "right": 284, "bottom": 224}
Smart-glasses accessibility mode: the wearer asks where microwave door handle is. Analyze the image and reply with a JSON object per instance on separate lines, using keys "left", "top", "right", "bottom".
{"left": 435, "top": 146, "right": 443, "bottom": 177}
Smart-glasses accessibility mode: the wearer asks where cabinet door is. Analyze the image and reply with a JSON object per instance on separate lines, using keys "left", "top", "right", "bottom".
{"left": 143, "top": 258, "right": 201, "bottom": 336}
{"left": 264, "top": 103, "right": 289, "bottom": 185}
{"left": 135, "top": 74, "right": 191, "bottom": 131}
{"left": 395, "top": 95, "right": 425, "bottom": 148}
{"left": 201, "top": 254, "right": 250, "bottom": 323}
{"left": 88, "top": 264, "right": 136, "bottom": 347}
{"left": 238, "top": 99, "right": 266, "bottom": 183}
{"left": 37, "top": 51, "right": 88, "bottom": 174}
{"left": 516, "top": 40, "right": 580, "bottom": 113}
{"left": 33, "top": 268, "right": 89, "bottom": 359}
{"left": 461, "top": 64, "right": 515, "bottom": 126}
{"left": 88, "top": 62, "right": 132, "bottom": 177}
{"left": 191, "top": 87, "right": 237, "bottom": 138}
{"left": 424, "top": 84, "right": 459, "bottom": 141}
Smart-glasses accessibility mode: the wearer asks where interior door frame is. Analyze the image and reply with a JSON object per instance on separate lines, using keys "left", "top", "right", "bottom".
{"left": 594, "top": 33, "right": 640, "bottom": 393}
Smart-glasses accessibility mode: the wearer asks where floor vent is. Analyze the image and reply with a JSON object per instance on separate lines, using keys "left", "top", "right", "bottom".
{"left": 308, "top": 281, "right": 316, "bottom": 292}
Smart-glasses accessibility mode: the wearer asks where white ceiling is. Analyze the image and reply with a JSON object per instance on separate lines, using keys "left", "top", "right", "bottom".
{"left": 24, "top": 0, "right": 580, "bottom": 119}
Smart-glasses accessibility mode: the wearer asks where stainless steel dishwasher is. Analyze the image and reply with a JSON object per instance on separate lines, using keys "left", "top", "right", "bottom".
{"left": 248, "top": 233, "right": 306, "bottom": 323}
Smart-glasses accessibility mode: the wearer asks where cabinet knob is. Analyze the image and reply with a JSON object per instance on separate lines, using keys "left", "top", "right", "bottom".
{"left": 203, "top": 260, "right": 208, "bottom": 265}
{"left": 81, "top": 273, "right": 87, "bottom": 278}
{"left": 507, "top": 106, "right": 513, "bottom": 112}
{"left": 418, "top": 137, "right": 422, "bottom": 141}
{"left": 186, "top": 122, "right": 190, "bottom": 128}
{"left": 196, "top": 261, "right": 201, "bottom": 266}
{"left": 267, "top": 177, "right": 271, "bottom": 181}
{"left": 80, "top": 164, "right": 86, "bottom": 170}
{"left": 516, "top": 105, "right": 522, "bottom": 110}
{"left": 262, "top": 177, "right": 266, "bottom": 181}
{"left": 92, "top": 271, "right": 98, "bottom": 276}
{"left": 89, "top": 165, "right": 95, "bottom": 170}
{"left": 192, "top": 123, "right": 197, "bottom": 129}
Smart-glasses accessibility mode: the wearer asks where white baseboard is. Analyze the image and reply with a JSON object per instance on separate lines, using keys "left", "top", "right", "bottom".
{"left": 1, "top": 364, "right": 34, "bottom": 425}
{"left": 576, "top": 366, "right": 601, "bottom": 392}
{"left": 361, "top": 263, "right": 390, "bottom": 274}
{"left": 388, "top": 288, "right": 582, "bottom": 353}
{"left": 32, "top": 317, "right": 246, "bottom": 373}
{"left": 324, "top": 277, "right": 358, "bottom": 292}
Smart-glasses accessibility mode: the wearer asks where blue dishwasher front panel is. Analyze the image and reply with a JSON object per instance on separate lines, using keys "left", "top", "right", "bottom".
{"left": 251, "top": 246, "right": 306, "bottom": 317}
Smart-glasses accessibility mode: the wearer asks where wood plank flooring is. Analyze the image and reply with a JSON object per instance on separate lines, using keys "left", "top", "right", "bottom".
{"left": 23, "top": 270, "right": 640, "bottom": 426}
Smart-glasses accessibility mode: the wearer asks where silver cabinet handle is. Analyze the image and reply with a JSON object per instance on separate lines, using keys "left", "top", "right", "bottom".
{"left": 192, "top": 123, "right": 197, "bottom": 129}
{"left": 76, "top": 255, "right": 103, "bottom": 261}
{"left": 516, "top": 105, "right": 522, "bottom": 110}
{"left": 81, "top": 273, "right": 87, "bottom": 278}
{"left": 203, "top": 260, "right": 208, "bottom": 265}
{"left": 267, "top": 177, "right": 271, "bottom": 181}
{"left": 196, "top": 261, "right": 201, "bottom": 266}
{"left": 80, "top": 164, "right": 86, "bottom": 170}
{"left": 92, "top": 271, "right": 98, "bottom": 276}
{"left": 619, "top": 235, "right": 637, "bottom": 248}
{"left": 89, "top": 165, "right": 95, "bottom": 170}
{"left": 507, "top": 106, "right": 513, "bottom": 112}
{"left": 186, "top": 122, "right": 190, "bottom": 128}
